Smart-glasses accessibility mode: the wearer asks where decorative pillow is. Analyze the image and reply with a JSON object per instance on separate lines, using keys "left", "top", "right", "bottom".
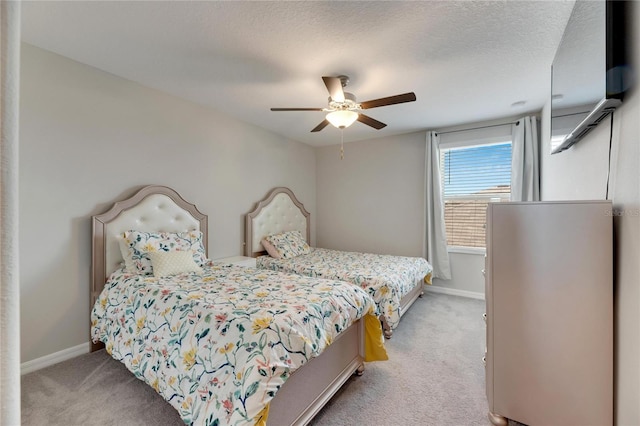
{"left": 148, "top": 251, "right": 203, "bottom": 278}
{"left": 120, "top": 230, "right": 207, "bottom": 275}
{"left": 118, "top": 236, "right": 137, "bottom": 272}
{"left": 264, "top": 230, "right": 310, "bottom": 259}
{"left": 261, "top": 238, "right": 281, "bottom": 259}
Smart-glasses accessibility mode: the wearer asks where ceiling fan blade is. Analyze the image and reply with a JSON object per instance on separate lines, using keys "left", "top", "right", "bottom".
{"left": 359, "top": 92, "right": 417, "bottom": 109}
{"left": 311, "top": 120, "right": 330, "bottom": 132}
{"left": 357, "top": 114, "right": 387, "bottom": 130}
{"left": 322, "top": 76, "right": 345, "bottom": 102}
{"left": 271, "top": 108, "right": 324, "bottom": 111}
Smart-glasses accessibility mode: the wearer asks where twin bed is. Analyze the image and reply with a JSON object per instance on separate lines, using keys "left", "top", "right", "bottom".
{"left": 245, "top": 187, "right": 433, "bottom": 339}
{"left": 90, "top": 185, "right": 387, "bottom": 426}
{"left": 91, "top": 184, "right": 431, "bottom": 425}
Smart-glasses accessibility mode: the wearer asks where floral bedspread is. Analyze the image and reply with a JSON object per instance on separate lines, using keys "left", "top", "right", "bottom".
{"left": 91, "top": 263, "right": 378, "bottom": 425}
{"left": 257, "top": 248, "right": 433, "bottom": 331}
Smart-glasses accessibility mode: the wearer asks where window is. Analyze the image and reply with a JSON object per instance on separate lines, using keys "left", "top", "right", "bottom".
{"left": 440, "top": 141, "right": 512, "bottom": 249}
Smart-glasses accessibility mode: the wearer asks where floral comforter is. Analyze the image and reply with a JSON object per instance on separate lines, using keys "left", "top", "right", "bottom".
{"left": 91, "top": 263, "right": 380, "bottom": 425}
{"left": 257, "top": 248, "right": 433, "bottom": 331}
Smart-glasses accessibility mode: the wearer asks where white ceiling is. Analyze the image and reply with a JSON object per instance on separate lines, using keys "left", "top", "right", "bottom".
{"left": 21, "top": 1, "right": 575, "bottom": 147}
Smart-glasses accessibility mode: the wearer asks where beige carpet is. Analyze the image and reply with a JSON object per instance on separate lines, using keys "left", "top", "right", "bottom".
{"left": 22, "top": 293, "right": 494, "bottom": 426}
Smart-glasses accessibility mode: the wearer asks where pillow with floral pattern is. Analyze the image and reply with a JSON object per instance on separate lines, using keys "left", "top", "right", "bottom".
{"left": 120, "top": 230, "right": 207, "bottom": 275}
{"left": 261, "top": 238, "right": 282, "bottom": 259}
{"left": 264, "top": 230, "right": 310, "bottom": 259}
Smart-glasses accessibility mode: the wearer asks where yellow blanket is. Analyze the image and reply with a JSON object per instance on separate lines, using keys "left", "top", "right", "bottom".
{"left": 364, "top": 312, "right": 389, "bottom": 361}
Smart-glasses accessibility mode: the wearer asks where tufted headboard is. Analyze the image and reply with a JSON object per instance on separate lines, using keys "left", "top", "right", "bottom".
{"left": 245, "top": 187, "right": 310, "bottom": 257}
{"left": 91, "top": 185, "right": 207, "bottom": 350}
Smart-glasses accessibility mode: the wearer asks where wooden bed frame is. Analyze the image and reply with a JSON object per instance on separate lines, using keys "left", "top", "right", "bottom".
{"left": 245, "top": 186, "right": 424, "bottom": 339}
{"left": 91, "top": 185, "right": 366, "bottom": 425}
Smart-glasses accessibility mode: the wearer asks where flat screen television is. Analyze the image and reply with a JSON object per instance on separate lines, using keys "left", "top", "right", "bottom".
{"left": 550, "top": 0, "right": 629, "bottom": 154}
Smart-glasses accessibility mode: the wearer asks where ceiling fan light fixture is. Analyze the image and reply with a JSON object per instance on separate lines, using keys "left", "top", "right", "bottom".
{"left": 326, "top": 110, "right": 359, "bottom": 129}
{"left": 271, "top": 76, "right": 416, "bottom": 133}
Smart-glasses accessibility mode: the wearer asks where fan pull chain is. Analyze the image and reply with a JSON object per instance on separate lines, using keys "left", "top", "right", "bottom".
{"left": 340, "top": 129, "right": 344, "bottom": 160}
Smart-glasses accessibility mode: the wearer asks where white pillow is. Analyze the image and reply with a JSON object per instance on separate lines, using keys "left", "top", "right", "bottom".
{"left": 148, "top": 251, "right": 203, "bottom": 278}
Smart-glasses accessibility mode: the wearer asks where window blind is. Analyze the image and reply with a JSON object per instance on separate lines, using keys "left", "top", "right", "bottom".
{"left": 440, "top": 142, "right": 512, "bottom": 248}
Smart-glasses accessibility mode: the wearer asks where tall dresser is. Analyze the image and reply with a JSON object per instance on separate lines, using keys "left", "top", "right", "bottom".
{"left": 484, "top": 201, "right": 613, "bottom": 426}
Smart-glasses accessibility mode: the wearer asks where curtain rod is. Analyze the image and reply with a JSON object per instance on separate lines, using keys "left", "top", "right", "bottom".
{"left": 435, "top": 120, "right": 519, "bottom": 136}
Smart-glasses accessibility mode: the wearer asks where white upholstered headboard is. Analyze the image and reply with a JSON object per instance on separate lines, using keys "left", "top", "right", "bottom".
{"left": 91, "top": 185, "right": 207, "bottom": 350}
{"left": 245, "top": 187, "right": 310, "bottom": 257}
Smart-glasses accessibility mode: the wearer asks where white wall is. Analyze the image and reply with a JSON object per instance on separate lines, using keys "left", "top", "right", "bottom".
{"left": 432, "top": 253, "right": 485, "bottom": 295}
{"left": 19, "top": 44, "right": 317, "bottom": 363}
{"left": 540, "top": 3, "right": 639, "bottom": 423}
{"left": 541, "top": 108, "right": 612, "bottom": 199}
{"left": 316, "top": 132, "right": 425, "bottom": 257}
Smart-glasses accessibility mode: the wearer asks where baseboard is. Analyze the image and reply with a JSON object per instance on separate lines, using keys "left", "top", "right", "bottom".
{"left": 425, "top": 285, "right": 485, "bottom": 300}
{"left": 21, "top": 342, "right": 90, "bottom": 375}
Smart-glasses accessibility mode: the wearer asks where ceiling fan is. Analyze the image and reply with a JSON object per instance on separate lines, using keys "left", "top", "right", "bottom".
{"left": 271, "top": 75, "right": 417, "bottom": 132}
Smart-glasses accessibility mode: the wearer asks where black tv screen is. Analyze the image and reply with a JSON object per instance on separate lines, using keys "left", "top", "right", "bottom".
{"left": 550, "top": 0, "right": 629, "bottom": 154}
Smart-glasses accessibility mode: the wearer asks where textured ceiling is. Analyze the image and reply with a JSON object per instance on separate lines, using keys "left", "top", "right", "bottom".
{"left": 21, "top": 1, "right": 575, "bottom": 146}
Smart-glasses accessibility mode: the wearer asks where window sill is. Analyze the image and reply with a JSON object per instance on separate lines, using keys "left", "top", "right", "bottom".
{"left": 447, "top": 246, "right": 486, "bottom": 256}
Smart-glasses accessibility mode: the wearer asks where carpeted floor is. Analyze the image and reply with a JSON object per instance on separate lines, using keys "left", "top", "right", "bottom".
{"left": 22, "top": 293, "right": 493, "bottom": 426}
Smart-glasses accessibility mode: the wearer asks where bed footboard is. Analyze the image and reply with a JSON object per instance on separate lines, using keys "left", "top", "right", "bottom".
{"left": 381, "top": 277, "right": 424, "bottom": 339}
{"left": 267, "top": 319, "right": 364, "bottom": 425}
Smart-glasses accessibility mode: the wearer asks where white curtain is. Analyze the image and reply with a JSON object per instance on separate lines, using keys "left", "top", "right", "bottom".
{"left": 424, "top": 131, "right": 451, "bottom": 280}
{"left": 1, "top": 1, "right": 21, "bottom": 424}
{"left": 511, "top": 116, "right": 540, "bottom": 201}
